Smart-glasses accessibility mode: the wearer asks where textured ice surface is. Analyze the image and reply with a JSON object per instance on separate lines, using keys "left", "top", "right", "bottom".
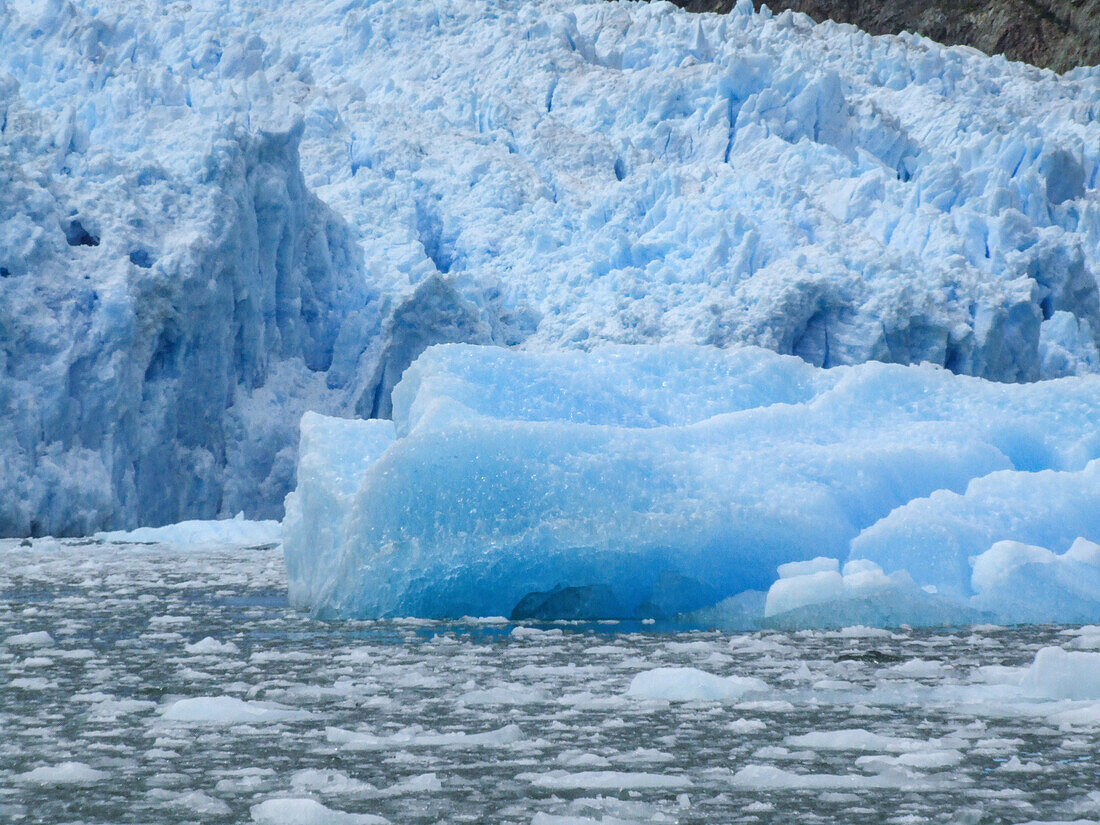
{"left": 96, "top": 515, "right": 281, "bottom": 547}
{"left": 281, "top": 413, "right": 396, "bottom": 608}
{"left": 851, "top": 462, "right": 1100, "bottom": 597}
{"left": 762, "top": 539, "right": 1100, "bottom": 629}
{"left": 3, "top": 0, "right": 1100, "bottom": 534}
{"left": 250, "top": 798, "right": 390, "bottom": 825}
{"left": 761, "top": 558, "right": 986, "bottom": 629}
{"left": 4, "top": 539, "right": 1100, "bottom": 825}
{"left": 286, "top": 344, "right": 1100, "bottom": 621}
{"left": 626, "top": 667, "right": 768, "bottom": 701}
{"left": 161, "top": 697, "right": 311, "bottom": 725}
{"left": 970, "top": 539, "right": 1100, "bottom": 625}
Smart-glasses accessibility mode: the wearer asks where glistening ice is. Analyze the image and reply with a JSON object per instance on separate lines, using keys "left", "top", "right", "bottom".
{"left": 284, "top": 344, "right": 1100, "bottom": 625}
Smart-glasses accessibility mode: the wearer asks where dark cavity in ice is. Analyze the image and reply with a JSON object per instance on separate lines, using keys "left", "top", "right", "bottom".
{"left": 65, "top": 219, "right": 100, "bottom": 247}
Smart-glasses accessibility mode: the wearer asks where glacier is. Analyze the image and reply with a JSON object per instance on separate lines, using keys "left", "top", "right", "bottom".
{"left": 285, "top": 343, "right": 1100, "bottom": 623}
{"left": 3, "top": 0, "right": 1100, "bottom": 535}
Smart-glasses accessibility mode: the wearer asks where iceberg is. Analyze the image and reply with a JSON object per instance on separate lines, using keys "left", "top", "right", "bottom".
{"left": 850, "top": 462, "right": 1100, "bottom": 598}
{"left": 285, "top": 343, "right": 1100, "bottom": 620}
{"left": 282, "top": 413, "right": 396, "bottom": 608}
{"left": 969, "top": 538, "right": 1100, "bottom": 625}
{"left": 3, "top": 0, "right": 1100, "bottom": 535}
{"left": 761, "top": 558, "right": 986, "bottom": 629}
{"left": 94, "top": 514, "right": 281, "bottom": 548}
{"left": 759, "top": 539, "right": 1100, "bottom": 629}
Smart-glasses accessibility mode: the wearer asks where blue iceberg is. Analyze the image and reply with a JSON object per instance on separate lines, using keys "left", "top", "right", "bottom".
{"left": 284, "top": 344, "right": 1100, "bottom": 622}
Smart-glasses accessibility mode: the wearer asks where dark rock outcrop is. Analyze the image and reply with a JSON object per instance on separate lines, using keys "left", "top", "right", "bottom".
{"left": 667, "top": 0, "right": 1100, "bottom": 73}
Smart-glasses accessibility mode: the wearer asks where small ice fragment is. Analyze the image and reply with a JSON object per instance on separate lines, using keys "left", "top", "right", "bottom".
{"left": 161, "top": 696, "right": 310, "bottom": 724}
{"left": 4, "top": 631, "right": 54, "bottom": 647}
{"left": 626, "top": 667, "right": 767, "bottom": 702}
{"left": 250, "top": 798, "right": 389, "bottom": 824}
{"left": 17, "top": 762, "right": 109, "bottom": 785}
{"left": 184, "top": 637, "right": 240, "bottom": 655}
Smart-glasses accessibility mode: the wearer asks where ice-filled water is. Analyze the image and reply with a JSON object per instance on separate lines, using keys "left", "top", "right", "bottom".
{"left": 287, "top": 344, "right": 1100, "bottom": 623}
{"left": 3, "top": 0, "right": 1100, "bottom": 535}
{"left": 4, "top": 538, "right": 1100, "bottom": 824}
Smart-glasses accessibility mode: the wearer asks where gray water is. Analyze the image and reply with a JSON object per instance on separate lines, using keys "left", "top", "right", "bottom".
{"left": 2, "top": 539, "right": 1098, "bottom": 825}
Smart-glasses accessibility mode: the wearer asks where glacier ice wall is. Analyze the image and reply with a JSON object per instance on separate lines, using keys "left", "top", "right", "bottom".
{"left": 286, "top": 344, "right": 1100, "bottom": 619}
{"left": 0, "top": 3, "right": 382, "bottom": 535}
{"left": 3, "top": 0, "right": 1100, "bottom": 533}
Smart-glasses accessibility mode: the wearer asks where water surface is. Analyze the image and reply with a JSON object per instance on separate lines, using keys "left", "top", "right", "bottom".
{"left": 2, "top": 539, "right": 1098, "bottom": 824}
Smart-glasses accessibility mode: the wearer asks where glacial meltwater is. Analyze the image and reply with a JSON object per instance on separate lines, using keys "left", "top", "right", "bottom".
{"left": 3, "top": 539, "right": 1099, "bottom": 825}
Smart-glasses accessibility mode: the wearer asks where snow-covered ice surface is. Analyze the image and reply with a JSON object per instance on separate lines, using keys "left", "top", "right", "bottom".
{"left": 287, "top": 344, "right": 1100, "bottom": 623}
{"left": 3, "top": 0, "right": 1100, "bottom": 535}
{"left": 95, "top": 513, "right": 282, "bottom": 548}
{"left": 5, "top": 539, "right": 1100, "bottom": 824}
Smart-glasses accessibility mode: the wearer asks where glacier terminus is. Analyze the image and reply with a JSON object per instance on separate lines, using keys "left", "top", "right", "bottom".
{"left": 2, "top": 0, "right": 1099, "bottom": 539}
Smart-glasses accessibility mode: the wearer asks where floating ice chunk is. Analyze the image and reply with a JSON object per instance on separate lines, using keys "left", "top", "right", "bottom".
{"left": 1066, "top": 626, "right": 1100, "bottom": 651}
{"left": 289, "top": 770, "right": 377, "bottom": 796}
{"left": 510, "top": 626, "right": 565, "bottom": 640}
{"left": 557, "top": 751, "right": 612, "bottom": 769}
{"left": 626, "top": 668, "right": 767, "bottom": 702}
{"left": 855, "top": 750, "right": 964, "bottom": 770}
{"left": 1018, "top": 647, "right": 1100, "bottom": 701}
{"left": 377, "top": 774, "right": 443, "bottom": 796}
{"left": 8, "top": 676, "right": 55, "bottom": 690}
{"left": 457, "top": 685, "right": 549, "bottom": 705}
{"left": 765, "top": 568, "right": 844, "bottom": 618}
{"left": 250, "top": 798, "right": 389, "bottom": 825}
{"left": 161, "top": 696, "right": 311, "bottom": 724}
{"left": 728, "top": 765, "right": 941, "bottom": 791}
{"left": 785, "top": 729, "right": 943, "bottom": 753}
{"left": 998, "top": 756, "right": 1045, "bottom": 773}
{"left": 326, "top": 723, "right": 524, "bottom": 750}
{"left": 852, "top": 462, "right": 1100, "bottom": 599}
{"left": 525, "top": 771, "right": 692, "bottom": 791}
{"left": 730, "top": 719, "right": 768, "bottom": 734}
{"left": 87, "top": 697, "right": 157, "bottom": 720}
{"left": 4, "top": 631, "right": 54, "bottom": 647}
{"left": 969, "top": 539, "right": 1100, "bottom": 625}
{"left": 95, "top": 515, "right": 281, "bottom": 547}
{"left": 290, "top": 344, "right": 1100, "bottom": 620}
{"left": 762, "top": 558, "right": 981, "bottom": 629}
{"left": 17, "top": 762, "right": 109, "bottom": 785}
{"left": 886, "top": 659, "right": 948, "bottom": 678}
{"left": 767, "top": 536, "right": 1100, "bottom": 629}
{"left": 158, "top": 791, "right": 233, "bottom": 817}
{"left": 1047, "top": 704, "right": 1100, "bottom": 727}
{"left": 184, "top": 637, "right": 241, "bottom": 655}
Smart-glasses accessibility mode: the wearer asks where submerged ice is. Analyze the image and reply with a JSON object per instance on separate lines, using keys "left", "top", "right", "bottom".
{"left": 3, "top": 0, "right": 1100, "bottom": 535}
{"left": 285, "top": 344, "right": 1100, "bottom": 625}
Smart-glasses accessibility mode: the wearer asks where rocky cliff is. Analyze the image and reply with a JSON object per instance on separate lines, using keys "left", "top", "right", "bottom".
{"left": 670, "top": 0, "right": 1100, "bottom": 73}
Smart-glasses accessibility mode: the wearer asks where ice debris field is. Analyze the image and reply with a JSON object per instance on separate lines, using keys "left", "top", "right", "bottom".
{"left": 285, "top": 343, "right": 1100, "bottom": 626}
{"left": 3, "top": 538, "right": 1100, "bottom": 825}
{"left": 2, "top": 0, "right": 1100, "bottom": 536}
